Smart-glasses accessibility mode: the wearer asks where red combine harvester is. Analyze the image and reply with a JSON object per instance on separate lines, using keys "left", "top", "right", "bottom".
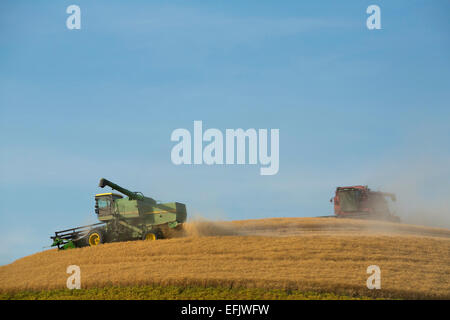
{"left": 331, "top": 185, "right": 400, "bottom": 222}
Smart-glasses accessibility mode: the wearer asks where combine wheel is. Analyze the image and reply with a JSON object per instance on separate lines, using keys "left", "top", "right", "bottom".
{"left": 143, "top": 229, "right": 163, "bottom": 241}
{"left": 143, "top": 231, "right": 157, "bottom": 241}
{"left": 87, "top": 229, "right": 104, "bottom": 247}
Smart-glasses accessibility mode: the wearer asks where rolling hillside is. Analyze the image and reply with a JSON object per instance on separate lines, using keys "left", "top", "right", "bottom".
{"left": 1, "top": 218, "right": 449, "bottom": 299}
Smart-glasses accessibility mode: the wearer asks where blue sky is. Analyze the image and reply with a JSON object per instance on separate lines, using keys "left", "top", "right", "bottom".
{"left": 1, "top": 1, "right": 449, "bottom": 265}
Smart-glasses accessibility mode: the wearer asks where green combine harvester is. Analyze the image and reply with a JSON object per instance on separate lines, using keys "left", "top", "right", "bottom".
{"left": 50, "top": 178, "right": 187, "bottom": 250}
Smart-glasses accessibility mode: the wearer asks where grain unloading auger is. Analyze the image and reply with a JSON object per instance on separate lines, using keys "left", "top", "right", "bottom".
{"left": 50, "top": 178, "right": 187, "bottom": 249}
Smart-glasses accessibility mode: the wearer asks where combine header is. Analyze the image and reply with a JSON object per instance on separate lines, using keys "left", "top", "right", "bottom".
{"left": 330, "top": 185, "right": 400, "bottom": 222}
{"left": 51, "top": 178, "right": 187, "bottom": 249}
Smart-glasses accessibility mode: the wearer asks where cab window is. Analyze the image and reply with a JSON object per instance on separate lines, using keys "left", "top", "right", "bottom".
{"left": 97, "top": 198, "right": 110, "bottom": 208}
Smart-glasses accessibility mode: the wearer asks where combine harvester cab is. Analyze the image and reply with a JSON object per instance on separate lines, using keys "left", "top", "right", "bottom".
{"left": 331, "top": 185, "right": 400, "bottom": 222}
{"left": 51, "top": 178, "right": 187, "bottom": 249}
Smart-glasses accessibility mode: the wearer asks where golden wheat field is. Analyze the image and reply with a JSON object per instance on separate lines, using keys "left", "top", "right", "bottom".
{"left": 0, "top": 217, "right": 449, "bottom": 299}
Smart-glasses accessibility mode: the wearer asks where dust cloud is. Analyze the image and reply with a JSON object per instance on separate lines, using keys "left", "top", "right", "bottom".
{"left": 367, "top": 155, "right": 450, "bottom": 229}
{"left": 177, "top": 216, "right": 245, "bottom": 238}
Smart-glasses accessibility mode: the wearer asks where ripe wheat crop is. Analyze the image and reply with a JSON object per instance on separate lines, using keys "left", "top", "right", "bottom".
{"left": 0, "top": 218, "right": 449, "bottom": 299}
